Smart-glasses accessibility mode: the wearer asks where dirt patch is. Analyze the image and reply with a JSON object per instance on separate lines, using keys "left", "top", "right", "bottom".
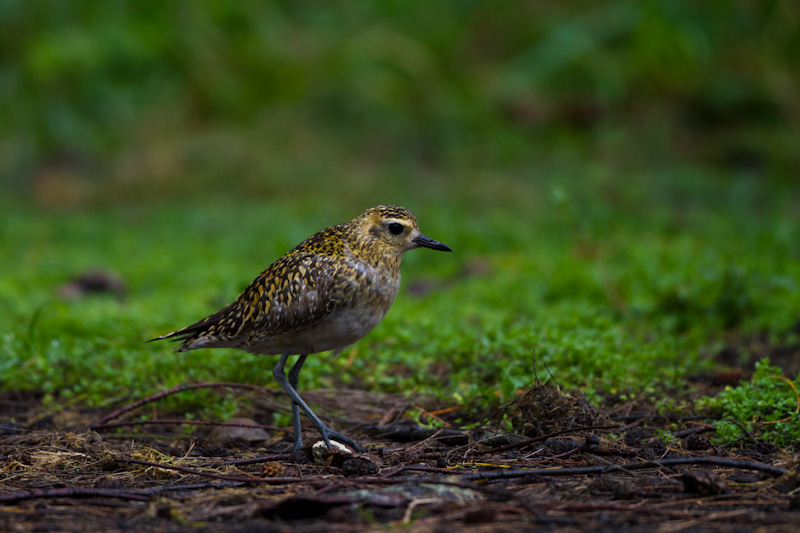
{"left": 713, "top": 327, "right": 800, "bottom": 378}
{"left": 1, "top": 383, "right": 798, "bottom": 532}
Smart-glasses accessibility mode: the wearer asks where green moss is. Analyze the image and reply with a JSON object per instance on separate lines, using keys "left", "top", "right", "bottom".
{"left": 704, "top": 359, "right": 800, "bottom": 449}
{"left": 1, "top": 3, "right": 798, "bottom": 448}
{"left": 1, "top": 172, "right": 798, "bottom": 434}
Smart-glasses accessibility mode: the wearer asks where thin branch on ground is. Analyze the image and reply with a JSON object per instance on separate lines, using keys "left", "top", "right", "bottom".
{"left": 92, "top": 418, "right": 286, "bottom": 433}
{"left": 216, "top": 454, "right": 288, "bottom": 466}
{"left": 466, "top": 424, "right": 621, "bottom": 456}
{"left": 0, "top": 487, "right": 152, "bottom": 504}
{"left": 459, "top": 457, "right": 789, "bottom": 481}
{"left": 90, "top": 382, "right": 276, "bottom": 429}
{"left": 116, "top": 457, "right": 330, "bottom": 485}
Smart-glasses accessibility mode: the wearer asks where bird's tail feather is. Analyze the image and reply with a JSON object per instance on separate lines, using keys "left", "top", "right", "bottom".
{"left": 148, "top": 302, "right": 236, "bottom": 351}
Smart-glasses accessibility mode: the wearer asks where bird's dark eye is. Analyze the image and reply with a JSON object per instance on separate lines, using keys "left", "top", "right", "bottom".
{"left": 388, "top": 222, "right": 404, "bottom": 235}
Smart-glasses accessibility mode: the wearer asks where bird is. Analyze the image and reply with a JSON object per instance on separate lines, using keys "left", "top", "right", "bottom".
{"left": 151, "top": 205, "right": 451, "bottom": 453}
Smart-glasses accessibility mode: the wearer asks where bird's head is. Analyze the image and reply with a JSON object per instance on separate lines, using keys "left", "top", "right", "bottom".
{"left": 350, "top": 205, "right": 452, "bottom": 260}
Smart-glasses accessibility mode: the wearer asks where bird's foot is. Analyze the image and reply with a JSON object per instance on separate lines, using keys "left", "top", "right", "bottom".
{"left": 310, "top": 421, "right": 366, "bottom": 453}
{"left": 322, "top": 428, "right": 365, "bottom": 453}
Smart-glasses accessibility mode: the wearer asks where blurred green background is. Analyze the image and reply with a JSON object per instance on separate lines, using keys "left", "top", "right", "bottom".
{"left": 1, "top": 1, "right": 799, "bottom": 423}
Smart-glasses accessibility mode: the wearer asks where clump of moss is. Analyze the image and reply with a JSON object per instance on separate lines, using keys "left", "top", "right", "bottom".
{"left": 703, "top": 358, "right": 800, "bottom": 449}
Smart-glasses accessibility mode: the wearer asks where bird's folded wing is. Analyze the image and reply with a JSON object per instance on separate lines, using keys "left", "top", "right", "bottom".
{"left": 155, "top": 253, "right": 358, "bottom": 348}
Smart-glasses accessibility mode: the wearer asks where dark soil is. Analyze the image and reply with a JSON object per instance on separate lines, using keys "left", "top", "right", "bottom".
{"left": 1, "top": 379, "right": 798, "bottom": 532}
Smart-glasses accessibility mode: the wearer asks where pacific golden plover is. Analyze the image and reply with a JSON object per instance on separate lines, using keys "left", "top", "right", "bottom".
{"left": 151, "top": 205, "right": 451, "bottom": 452}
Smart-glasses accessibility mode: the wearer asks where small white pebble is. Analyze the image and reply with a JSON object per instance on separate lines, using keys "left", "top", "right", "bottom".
{"left": 311, "top": 439, "right": 352, "bottom": 464}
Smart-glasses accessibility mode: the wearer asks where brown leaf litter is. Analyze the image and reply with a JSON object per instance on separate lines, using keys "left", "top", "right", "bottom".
{"left": 1, "top": 381, "right": 799, "bottom": 532}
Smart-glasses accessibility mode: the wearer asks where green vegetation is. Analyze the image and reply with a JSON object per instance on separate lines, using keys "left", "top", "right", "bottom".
{"left": 3, "top": 1, "right": 798, "bottom": 194}
{"left": 705, "top": 360, "right": 800, "bottom": 449}
{"left": 1, "top": 177, "right": 798, "bottom": 421}
{"left": 1, "top": 2, "right": 799, "bottom": 445}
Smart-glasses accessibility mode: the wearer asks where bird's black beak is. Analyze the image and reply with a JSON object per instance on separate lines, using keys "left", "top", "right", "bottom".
{"left": 413, "top": 233, "right": 452, "bottom": 252}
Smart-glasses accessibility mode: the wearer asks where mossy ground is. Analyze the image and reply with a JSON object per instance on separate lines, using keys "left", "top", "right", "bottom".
{"left": 2, "top": 170, "right": 798, "bottom": 446}
{"left": 2, "top": 1, "right": 799, "bottom": 448}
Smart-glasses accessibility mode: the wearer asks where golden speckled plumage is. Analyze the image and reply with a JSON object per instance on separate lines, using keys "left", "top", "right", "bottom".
{"left": 151, "top": 205, "right": 451, "bottom": 452}
{"left": 156, "top": 205, "right": 446, "bottom": 355}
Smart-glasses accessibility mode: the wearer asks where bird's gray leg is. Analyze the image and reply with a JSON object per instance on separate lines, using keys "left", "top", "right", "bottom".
{"left": 272, "top": 350, "right": 333, "bottom": 449}
{"left": 272, "top": 349, "right": 364, "bottom": 452}
{"left": 287, "top": 354, "right": 308, "bottom": 452}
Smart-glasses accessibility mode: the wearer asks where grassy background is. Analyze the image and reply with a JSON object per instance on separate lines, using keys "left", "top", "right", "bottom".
{"left": 1, "top": 2, "right": 799, "bottom": 428}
